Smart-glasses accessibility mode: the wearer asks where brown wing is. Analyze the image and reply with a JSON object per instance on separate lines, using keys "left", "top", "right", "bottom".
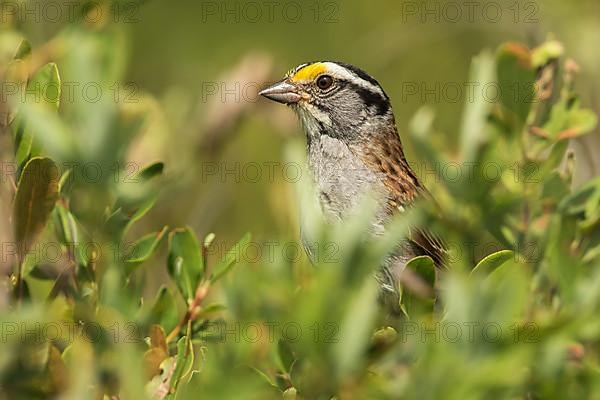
{"left": 353, "top": 127, "right": 447, "bottom": 268}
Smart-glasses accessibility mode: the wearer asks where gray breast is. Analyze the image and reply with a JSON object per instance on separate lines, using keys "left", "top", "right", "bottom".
{"left": 307, "top": 134, "right": 385, "bottom": 224}
{"left": 302, "top": 135, "right": 417, "bottom": 312}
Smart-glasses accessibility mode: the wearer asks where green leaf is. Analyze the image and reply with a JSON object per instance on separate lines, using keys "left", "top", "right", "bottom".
{"left": 559, "top": 177, "right": 600, "bottom": 217}
{"left": 14, "top": 157, "right": 60, "bottom": 261}
{"left": 250, "top": 367, "right": 279, "bottom": 389}
{"left": 405, "top": 255, "right": 436, "bottom": 287}
{"left": 168, "top": 336, "right": 194, "bottom": 394}
{"left": 125, "top": 226, "right": 168, "bottom": 271}
{"left": 483, "top": 258, "right": 529, "bottom": 320}
{"left": 333, "top": 279, "right": 378, "bottom": 379}
{"left": 5, "top": 58, "right": 28, "bottom": 138}
{"left": 211, "top": 233, "right": 251, "bottom": 283}
{"left": 409, "top": 107, "right": 448, "bottom": 173}
{"left": 459, "top": 50, "right": 495, "bottom": 162}
{"left": 29, "top": 63, "right": 61, "bottom": 109}
{"left": 115, "top": 162, "right": 164, "bottom": 207}
{"left": 137, "top": 161, "right": 164, "bottom": 181}
{"left": 583, "top": 230, "right": 600, "bottom": 263}
{"left": 277, "top": 339, "right": 296, "bottom": 374}
{"left": 199, "top": 302, "right": 226, "bottom": 314}
{"left": 59, "top": 28, "right": 127, "bottom": 160}
{"left": 400, "top": 255, "right": 436, "bottom": 318}
{"left": 52, "top": 204, "right": 78, "bottom": 245}
{"left": 107, "top": 162, "right": 165, "bottom": 239}
{"left": 17, "top": 98, "right": 74, "bottom": 162}
{"left": 13, "top": 121, "right": 33, "bottom": 168}
{"left": 14, "top": 39, "right": 32, "bottom": 60}
{"left": 496, "top": 42, "right": 535, "bottom": 128}
{"left": 13, "top": 63, "right": 62, "bottom": 166}
{"left": 543, "top": 99, "right": 598, "bottom": 141}
{"left": 57, "top": 168, "right": 74, "bottom": 197}
{"left": 129, "top": 197, "right": 158, "bottom": 222}
{"left": 543, "top": 140, "right": 570, "bottom": 173}
{"left": 168, "top": 227, "right": 203, "bottom": 300}
{"left": 52, "top": 203, "right": 87, "bottom": 267}
{"left": 149, "top": 286, "right": 179, "bottom": 333}
{"left": 557, "top": 106, "right": 598, "bottom": 140}
{"left": 541, "top": 171, "right": 570, "bottom": 203}
{"left": 471, "top": 250, "right": 515, "bottom": 276}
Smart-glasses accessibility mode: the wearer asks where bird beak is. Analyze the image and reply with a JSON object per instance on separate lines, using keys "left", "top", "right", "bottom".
{"left": 259, "top": 81, "right": 303, "bottom": 104}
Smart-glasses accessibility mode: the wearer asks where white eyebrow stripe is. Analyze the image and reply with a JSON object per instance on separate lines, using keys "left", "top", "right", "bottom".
{"left": 323, "top": 62, "right": 386, "bottom": 98}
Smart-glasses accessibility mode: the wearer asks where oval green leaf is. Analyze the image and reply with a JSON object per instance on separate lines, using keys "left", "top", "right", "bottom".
{"left": 168, "top": 227, "right": 203, "bottom": 300}
{"left": 14, "top": 157, "right": 60, "bottom": 261}
{"left": 471, "top": 249, "right": 515, "bottom": 276}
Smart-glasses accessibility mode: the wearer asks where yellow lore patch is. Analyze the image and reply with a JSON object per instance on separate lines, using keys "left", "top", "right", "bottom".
{"left": 290, "top": 63, "right": 327, "bottom": 82}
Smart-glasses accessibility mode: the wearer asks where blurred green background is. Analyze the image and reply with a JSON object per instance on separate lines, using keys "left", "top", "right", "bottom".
{"left": 2, "top": 1, "right": 600, "bottom": 398}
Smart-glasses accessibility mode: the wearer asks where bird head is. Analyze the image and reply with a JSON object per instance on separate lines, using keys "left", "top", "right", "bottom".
{"left": 259, "top": 61, "right": 395, "bottom": 141}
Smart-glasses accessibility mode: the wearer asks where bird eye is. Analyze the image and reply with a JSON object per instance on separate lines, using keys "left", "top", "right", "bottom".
{"left": 316, "top": 75, "right": 334, "bottom": 90}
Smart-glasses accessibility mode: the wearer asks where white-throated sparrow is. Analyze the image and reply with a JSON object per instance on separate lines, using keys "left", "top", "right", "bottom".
{"left": 260, "top": 61, "right": 445, "bottom": 310}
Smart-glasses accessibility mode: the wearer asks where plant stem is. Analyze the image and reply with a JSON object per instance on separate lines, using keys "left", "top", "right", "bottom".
{"left": 166, "top": 281, "right": 210, "bottom": 343}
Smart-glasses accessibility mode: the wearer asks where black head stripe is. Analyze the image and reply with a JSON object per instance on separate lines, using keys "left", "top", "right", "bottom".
{"left": 357, "top": 87, "right": 390, "bottom": 116}
{"left": 327, "top": 76, "right": 390, "bottom": 116}
{"left": 333, "top": 62, "right": 389, "bottom": 99}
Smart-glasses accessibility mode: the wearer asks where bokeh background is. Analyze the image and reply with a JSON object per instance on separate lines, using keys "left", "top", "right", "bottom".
{"left": 7, "top": 0, "right": 599, "bottom": 262}
{"left": 2, "top": 1, "right": 600, "bottom": 398}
